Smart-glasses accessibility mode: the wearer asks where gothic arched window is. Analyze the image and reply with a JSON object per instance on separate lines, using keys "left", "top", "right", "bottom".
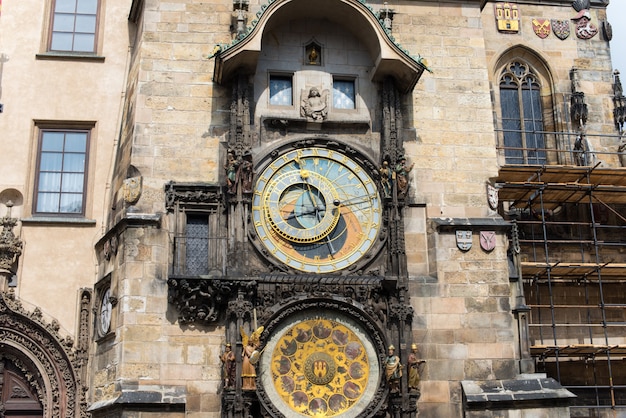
{"left": 499, "top": 61, "right": 546, "bottom": 165}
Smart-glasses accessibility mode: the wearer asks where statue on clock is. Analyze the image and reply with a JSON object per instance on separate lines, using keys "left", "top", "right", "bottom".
{"left": 301, "top": 86, "right": 329, "bottom": 122}
{"left": 220, "top": 343, "right": 236, "bottom": 389}
{"left": 394, "top": 156, "right": 414, "bottom": 199}
{"left": 224, "top": 150, "right": 254, "bottom": 195}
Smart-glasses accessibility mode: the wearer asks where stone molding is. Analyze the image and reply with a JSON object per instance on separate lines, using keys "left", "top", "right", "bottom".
{"left": 0, "top": 290, "right": 89, "bottom": 417}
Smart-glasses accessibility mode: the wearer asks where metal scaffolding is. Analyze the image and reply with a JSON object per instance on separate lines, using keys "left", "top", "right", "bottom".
{"left": 496, "top": 163, "right": 626, "bottom": 416}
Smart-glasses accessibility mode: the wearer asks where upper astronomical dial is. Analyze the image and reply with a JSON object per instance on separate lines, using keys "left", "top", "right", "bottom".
{"left": 264, "top": 170, "right": 341, "bottom": 244}
{"left": 252, "top": 147, "right": 381, "bottom": 273}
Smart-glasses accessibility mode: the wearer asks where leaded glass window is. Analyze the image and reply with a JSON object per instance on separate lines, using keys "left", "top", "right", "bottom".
{"left": 499, "top": 61, "right": 546, "bottom": 165}
{"left": 185, "top": 215, "right": 210, "bottom": 275}
{"left": 182, "top": 209, "right": 225, "bottom": 276}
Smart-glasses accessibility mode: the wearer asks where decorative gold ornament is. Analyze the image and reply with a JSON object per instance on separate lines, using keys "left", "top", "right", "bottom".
{"left": 266, "top": 318, "right": 371, "bottom": 417}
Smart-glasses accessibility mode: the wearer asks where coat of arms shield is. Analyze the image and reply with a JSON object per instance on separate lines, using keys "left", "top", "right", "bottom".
{"left": 456, "top": 230, "right": 472, "bottom": 251}
{"left": 487, "top": 183, "right": 499, "bottom": 211}
{"left": 532, "top": 18, "right": 551, "bottom": 39}
{"left": 480, "top": 231, "right": 497, "bottom": 252}
{"left": 551, "top": 19, "right": 570, "bottom": 40}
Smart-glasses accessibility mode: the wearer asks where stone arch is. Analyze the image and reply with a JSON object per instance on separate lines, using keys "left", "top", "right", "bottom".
{"left": 213, "top": 0, "right": 426, "bottom": 93}
{"left": 493, "top": 45, "right": 556, "bottom": 99}
{"left": 0, "top": 291, "right": 87, "bottom": 418}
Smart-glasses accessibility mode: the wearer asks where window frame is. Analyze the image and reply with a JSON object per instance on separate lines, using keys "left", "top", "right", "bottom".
{"left": 46, "top": 0, "right": 101, "bottom": 54}
{"left": 172, "top": 207, "right": 227, "bottom": 277}
{"left": 32, "top": 126, "right": 92, "bottom": 217}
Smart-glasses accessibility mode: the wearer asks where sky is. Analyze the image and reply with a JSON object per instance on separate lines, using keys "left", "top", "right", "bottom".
{"left": 608, "top": 2, "right": 626, "bottom": 73}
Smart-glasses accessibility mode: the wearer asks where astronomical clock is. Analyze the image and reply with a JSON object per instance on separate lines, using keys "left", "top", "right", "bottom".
{"left": 166, "top": 76, "right": 419, "bottom": 416}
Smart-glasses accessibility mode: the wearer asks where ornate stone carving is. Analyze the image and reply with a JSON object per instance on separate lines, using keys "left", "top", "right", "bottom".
{"left": 570, "top": 69, "right": 588, "bottom": 128}
{"left": 164, "top": 182, "right": 223, "bottom": 212}
{"left": 571, "top": 2, "right": 597, "bottom": 40}
{"left": 0, "top": 290, "right": 87, "bottom": 417}
{"left": 571, "top": 92, "right": 588, "bottom": 127}
{"left": 123, "top": 176, "right": 142, "bottom": 204}
{"left": 614, "top": 70, "right": 625, "bottom": 135}
{"left": 229, "top": 74, "right": 252, "bottom": 161}
{"left": 0, "top": 202, "right": 22, "bottom": 274}
{"left": 225, "top": 150, "right": 253, "bottom": 196}
{"left": 167, "top": 279, "right": 219, "bottom": 324}
{"left": 300, "top": 86, "right": 329, "bottom": 122}
{"left": 381, "top": 78, "right": 410, "bottom": 278}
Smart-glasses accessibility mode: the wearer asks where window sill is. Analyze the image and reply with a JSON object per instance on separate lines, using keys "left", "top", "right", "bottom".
{"left": 21, "top": 216, "right": 97, "bottom": 226}
{"left": 36, "top": 52, "right": 105, "bottom": 63}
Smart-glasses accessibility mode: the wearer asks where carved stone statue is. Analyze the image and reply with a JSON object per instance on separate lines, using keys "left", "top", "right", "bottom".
{"left": 224, "top": 150, "right": 253, "bottom": 195}
{"left": 394, "top": 156, "right": 414, "bottom": 199}
{"left": 385, "top": 345, "right": 402, "bottom": 394}
{"left": 379, "top": 161, "right": 392, "bottom": 198}
{"left": 301, "top": 86, "right": 328, "bottom": 122}
{"left": 240, "top": 152, "right": 253, "bottom": 194}
{"left": 0, "top": 202, "right": 22, "bottom": 274}
{"left": 225, "top": 151, "right": 239, "bottom": 194}
{"left": 220, "top": 343, "right": 236, "bottom": 389}
{"left": 407, "top": 343, "right": 425, "bottom": 391}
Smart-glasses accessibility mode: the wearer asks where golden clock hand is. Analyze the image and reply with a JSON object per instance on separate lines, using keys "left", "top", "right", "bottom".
{"left": 301, "top": 178, "right": 338, "bottom": 256}
{"left": 333, "top": 195, "right": 374, "bottom": 207}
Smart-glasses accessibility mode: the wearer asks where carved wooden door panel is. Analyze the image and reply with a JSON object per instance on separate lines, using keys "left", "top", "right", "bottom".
{"left": 0, "top": 360, "right": 43, "bottom": 417}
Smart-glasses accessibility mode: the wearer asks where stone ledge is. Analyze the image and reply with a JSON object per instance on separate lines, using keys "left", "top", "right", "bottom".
{"left": 462, "top": 374, "right": 576, "bottom": 410}
{"left": 431, "top": 217, "right": 510, "bottom": 232}
{"left": 21, "top": 216, "right": 97, "bottom": 226}
{"left": 87, "top": 385, "right": 186, "bottom": 412}
{"left": 35, "top": 52, "right": 106, "bottom": 62}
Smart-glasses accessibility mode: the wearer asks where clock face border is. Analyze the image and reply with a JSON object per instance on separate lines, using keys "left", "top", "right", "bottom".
{"left": 250, "top": 140, "right": 385, "bottom": 274}
{"left": 95, "top": 277, "right": 114, "bottom": 340}
{"left": 98, "top": 288, "right": 112, "bottom": 337}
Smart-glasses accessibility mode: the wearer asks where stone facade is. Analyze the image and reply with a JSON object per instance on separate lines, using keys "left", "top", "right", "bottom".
{"left": 0, "top": 0, "right": 624, "bottom": 417}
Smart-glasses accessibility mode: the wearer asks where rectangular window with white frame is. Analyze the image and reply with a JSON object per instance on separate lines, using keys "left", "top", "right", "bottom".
{"left": 33, "top": 128, "right": 90, "bottom": 215}
{"left": 49, "top": 0, "right": 100, "bottom": 53}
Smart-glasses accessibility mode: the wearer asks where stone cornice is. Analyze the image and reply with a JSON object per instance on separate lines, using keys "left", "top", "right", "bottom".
{"left": 480, "top": 0, "right": 609, "bottom": 9}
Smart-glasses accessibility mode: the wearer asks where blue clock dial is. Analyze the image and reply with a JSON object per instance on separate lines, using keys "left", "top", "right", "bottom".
{"left": 252, "top": 147, "right": 381, "bottom": 273}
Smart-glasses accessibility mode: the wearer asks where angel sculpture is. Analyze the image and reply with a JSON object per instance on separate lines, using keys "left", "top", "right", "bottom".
{"left": 301, "top": 86, "right": 328, "bottom": 122}
{"left": 241, "top": 326, "right": 264, "bottom": 390}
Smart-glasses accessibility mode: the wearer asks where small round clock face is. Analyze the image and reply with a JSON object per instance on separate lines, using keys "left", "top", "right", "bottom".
{"left": 251, "top": 147, "right": 381, "bottom": 273}
{"left": 99, "top": 288, "right": 112, "bottom": 336}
